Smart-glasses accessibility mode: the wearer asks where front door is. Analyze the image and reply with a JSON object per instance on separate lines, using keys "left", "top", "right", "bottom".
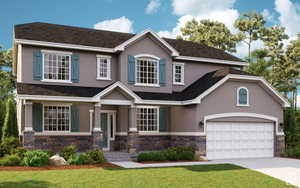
{"left": 100, "top": 111, "right": 116, "bottom": 151}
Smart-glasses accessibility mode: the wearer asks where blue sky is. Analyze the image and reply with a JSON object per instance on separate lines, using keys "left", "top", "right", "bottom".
{"left": 2, "top": 0, "right": 299, "bottom": 56}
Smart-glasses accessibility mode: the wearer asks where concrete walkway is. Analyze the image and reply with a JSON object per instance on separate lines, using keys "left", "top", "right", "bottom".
{"left": 112, "top": 157, "right": 300, "bottom": 187}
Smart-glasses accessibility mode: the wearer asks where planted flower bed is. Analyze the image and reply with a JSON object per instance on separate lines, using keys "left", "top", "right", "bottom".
{"left": 0, "top": 137, "right": 110, "bottom": 170}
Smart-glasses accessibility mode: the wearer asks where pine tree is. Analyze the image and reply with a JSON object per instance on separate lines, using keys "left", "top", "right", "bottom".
{"left": 2, "top": 98, "right": 18, "bottom": 138}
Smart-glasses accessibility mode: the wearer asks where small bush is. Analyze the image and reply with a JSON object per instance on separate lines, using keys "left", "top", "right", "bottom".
{"left": 0, "top": 154, "right": 21, "bottom": 166}
{"left": 85, "top": 149, "right": 106, "bottom": 164}
{"left": 284, "top": 147, "right": 300, "bottom": 157}
{"left": 137, "top": 146, "right": 195, "bottom": 162}
{"left": 45, "top": 150, "right": 55, "bottom": 157}
{"left": 60, "top": 145, "right": 77, "bottom": 161}
{"left": 12, "top": 147, "right": 27, "bottom": 159}
{"left": 23, "top": 150, "right": 50, "bottom": 167}
{"left": 68, "top": 154, "right": 89, "bottom": 165}
{"left": 0, "top": 137, "right": 20, "bottom": 157}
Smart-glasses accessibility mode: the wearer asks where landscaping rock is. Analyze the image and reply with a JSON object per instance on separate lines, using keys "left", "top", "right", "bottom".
{"left": 49, "top": 155, "right": 67, "bottom": 166}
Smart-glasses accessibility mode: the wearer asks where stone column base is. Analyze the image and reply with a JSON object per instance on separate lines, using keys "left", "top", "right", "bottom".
{"left": 127, "top": 131, "right": 138, "bottom": 153}
{"left": 275, "top": 135, "right": 285, "bottom": 156}
{"left": 92, "top": 131, "right": 103, "bottom": 150}
{"left": 23, "top": 131, "right": 35, "bottom": 149}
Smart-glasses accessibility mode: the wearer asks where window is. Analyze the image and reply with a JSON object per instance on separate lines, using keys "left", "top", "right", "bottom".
{"left": 136, "top": 58, "right": 159, "bottom": 86}
{"left": 42, "top": 51, "right": 71, "bottom": 82}
{"left": 237, "top": 87, "right": 249, "bottom": 106}
{"left": 97, "top": 55, "right": 111, "bottom": 80}
{"left": 44, "top": 105, "right": 70, "bottom": 132}
{"left": 173, "top": 63, "right": 184, "bottom": 85}
{"left": 137, "top": 107, "right": 159, "bottom": 132}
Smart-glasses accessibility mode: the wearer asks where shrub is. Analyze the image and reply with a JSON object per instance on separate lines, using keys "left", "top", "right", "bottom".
{"left": 85, "top": 149, "right": 106, "bottom": 164}
{"left": 0, "top": 154, "right": 21, "bottom": 166}
{"left": 0, "top": 137, "right": 20, "bottom": 157}
{"left": 60, "top": 145, "right": 77, "bottom": 161}
{"left": 68, "top": 154, "right": 89, "bottom": 165}
{"left": 2, "top": 98, "right": 18, "bottom": 139}
{"left": 23, "top": 150, "right": 50, "bottom": 167}
{"left": 293, "top": 147, "right": 300, "bottom": 157}
{"left": 137, "top": 146, "right": 195, "bottom": 162}
{"left": 12, "top": 147, "right": 27, "bottom": 159}
{"left": 45, "top": 150, "right": 55, "bottom": 157}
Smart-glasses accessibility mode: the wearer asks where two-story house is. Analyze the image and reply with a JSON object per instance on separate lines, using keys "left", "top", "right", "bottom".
{"left": 14, "top": 22, "right": 289, "bottom": 160}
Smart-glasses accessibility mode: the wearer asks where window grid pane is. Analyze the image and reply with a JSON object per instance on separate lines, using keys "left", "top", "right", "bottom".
{"left": 136, "top": 59, "right": 158, "bottom": 84}
{"left": 44, "top": 53, "right": 70, "bottom": 81}
{"left": 137, "top": 107, "right": 158, "bottom": 132}
{"left": 44, "top": 106, "right": 70, "bottom": 132}
{"left": 99, "top": 58, "right": 108, "bottom": 78}
{"left": 238, "top": 88, "right": 248, "bottom": 104}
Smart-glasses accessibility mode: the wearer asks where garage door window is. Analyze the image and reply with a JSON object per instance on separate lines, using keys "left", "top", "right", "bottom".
{"left": 237, "top": 87, "right": 249, "bottom": 106}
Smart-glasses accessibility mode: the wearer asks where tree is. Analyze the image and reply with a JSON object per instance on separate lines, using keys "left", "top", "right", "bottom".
{"left": 234, "top": 11, "right": 266, "bottom": 62}
{"left": 245, "top": 49, "right": 272, "bottom": 81}
{"left": 2, "top": 98, "right": 18, "bottom": 139}
{"left": 0, "top": 101, "right": 5, "bottom": 141}
{"left": 0, "top": 47, "right": 15, "bottom": 100}
{"left": 179, "top": 19, "right": 241, "bottom": 52}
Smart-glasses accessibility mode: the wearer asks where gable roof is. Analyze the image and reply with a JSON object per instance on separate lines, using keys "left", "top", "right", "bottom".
{"left": 14, "top": 22, "right": 244, "bottom": 63}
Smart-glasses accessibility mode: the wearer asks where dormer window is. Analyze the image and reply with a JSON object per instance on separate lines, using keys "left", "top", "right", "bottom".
{"left": 237, "top": 87, "right": 249, "bottom": 106}
{"left": 97, "top": 55, "right": 111, "bottom": 80}
{"left": 135, "top": 55, "right": 159, "bottom": 87}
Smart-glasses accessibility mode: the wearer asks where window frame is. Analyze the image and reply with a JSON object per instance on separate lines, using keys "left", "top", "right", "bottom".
{"left": 41, "top": 50, "right": 72, "bottom": 83}
{"left": 134, "top": 55, "right": 160, "bottom": 87}
{"left": 173, "top": 62, "right": 185, "bottom": 85}
{"left": 237, "top": 87, "right": 249, "bottom": 106}
{"left": 42, "top": 103, "right": 71, "bottom": 133}
{"left": 136, "top": 106, "right": 160, "bottom": 133}
{"left": 96, "top": 55, "right": 111, "bottom": 80}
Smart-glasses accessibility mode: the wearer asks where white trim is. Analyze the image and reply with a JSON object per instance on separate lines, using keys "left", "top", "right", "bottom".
{"left": 204, "top": 112, "right": 284, "bottom": 136}
{"left": 134, "top": 54, "right": 160, "bottom": 60}
{"left": 96, "top": 55, "right": 111, "bottom": 80}
{"left": 94, "top": 81, "right": 142, "bottom": 102}
{"left": 15, "top": 39, "right": 115, "bottom": 53}
{"left": 115, "top": 132, "right": 128, "bottom": 136}
{"left": 93, "top": 127, "right": 102, "bottom": 132}
{"left": 24, "top": 127, "right": 33, "bottom": 131}
{"left": 35, "top": 132, "right": 91, "bottom": 136}
{"left": 17, "top": 94, "right": 97, "bottom": 102}
{"left": 129, "top": 127, "right": 137, "bottom": 132}
{"left": 17, "top": 44, "right": 22, "bottom": 82}
{"left": 41, "top": 79, "right": 72, "bottom": 83}
{"left": 237, "top": 87, "right": 249, "bottom": 106}
{"left": 173, "top": 62, "right": 185, "bottom": 85}
{"left": 89, "top": 109, "right": 94, "bottom": 132}
{"left": 100, "top": 99, "right": 133, "bottom": 105}
{"left": 175, "top": 56, "right": 248, "bottom": 66}
{"left": 115, "top": 29, "right": 179, "bottom": 56}
{"left": 41, "top": 49, "right": 72, "bottom": 55}
{"left": 134, "top": 83, "right": 160, "bottom": 87}
{"left": 137, "top": 132, "right": 205, "bottom": 136}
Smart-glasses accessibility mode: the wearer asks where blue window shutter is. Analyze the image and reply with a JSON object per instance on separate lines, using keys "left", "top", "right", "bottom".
{"left": 159, "top": 59, "right": 166, "bottom": 85}
{"left": 159, "top": 107, "right": 168, "bottom": 132}
{"left": 128, "top": 55, "right": 135, "bottom": 84}
{"left": 32, "top": 103, "right": 43, "bottom": 132}
{"left": 71, "top": 55, "right": 79, "bottom": 83}
{"left": 33, "top": 51, "right": 42, "bottom": 80}
{"left": 71, "top": 104, "right": 79, "bottom": 132}
{"left": 239, "top": 88, "right": 248, "bottom": 104}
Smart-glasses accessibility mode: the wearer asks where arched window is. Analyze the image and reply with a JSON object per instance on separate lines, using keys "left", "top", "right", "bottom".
{"left": 237, "top": 87, "right": 249, "bottom": 106}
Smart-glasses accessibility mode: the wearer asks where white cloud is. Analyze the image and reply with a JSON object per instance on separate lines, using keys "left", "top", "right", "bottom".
{"left": 94, "top": 16, "right": 134, "bottom": 33}
{"left": 261, "top": 9, "right": 275, "bottom": 22}
{"left": 235, "top": 40, "right": 265, "bottom": 58}
{"left": 275, "top": 0, "right": 300, "bottom": 37}
{"left": 146, "top": 0, "right": 161, "bottom": 14}
{"left": 172, "top": 0, "right": 235, "bottom": 16}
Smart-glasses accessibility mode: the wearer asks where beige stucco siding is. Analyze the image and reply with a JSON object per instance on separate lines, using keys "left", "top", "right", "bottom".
{"left": 21, "top": 45, "right": 117, "bottom": 88}
{"left": 197, "top": 80, "right": 284, "bottom": 123}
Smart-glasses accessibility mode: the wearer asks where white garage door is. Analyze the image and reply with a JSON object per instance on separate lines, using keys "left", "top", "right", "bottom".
{"left": 206, "top": 122, "right": 274, "bottom": 160}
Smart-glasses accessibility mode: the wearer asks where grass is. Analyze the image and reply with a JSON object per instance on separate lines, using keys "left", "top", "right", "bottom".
{"left": 0, "top": 164, "right": 295, "bottom": 188}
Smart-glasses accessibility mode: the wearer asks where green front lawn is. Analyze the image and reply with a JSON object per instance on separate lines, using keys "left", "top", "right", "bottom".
{"left": 0, "top": 164, "right": 294, "bottom": 188}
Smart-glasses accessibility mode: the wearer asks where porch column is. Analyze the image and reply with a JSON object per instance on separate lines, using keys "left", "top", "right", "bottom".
{"left": 128, "top": 105, "right": 138, "bottom": 153}
{"left": 23, "top": 101, "right": 35, "bottom": 149}
{"left": 92, "top": 103, "right": 103, "bottom": 150}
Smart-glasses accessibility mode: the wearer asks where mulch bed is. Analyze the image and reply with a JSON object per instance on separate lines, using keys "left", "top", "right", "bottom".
{"left": 0, "top": 162, "right": 121, "bottom": 171}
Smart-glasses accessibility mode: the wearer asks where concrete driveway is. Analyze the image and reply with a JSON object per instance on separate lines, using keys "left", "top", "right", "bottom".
{"left": 226, "top": 157, "right": 300, "bottom": 187}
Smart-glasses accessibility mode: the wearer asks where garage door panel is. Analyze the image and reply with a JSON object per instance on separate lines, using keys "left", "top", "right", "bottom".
{"left": 206, "top": 122, "right": 274, "bottom": 160}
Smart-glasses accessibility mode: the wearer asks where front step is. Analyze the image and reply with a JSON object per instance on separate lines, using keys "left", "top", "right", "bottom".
{"left": 104, "top": 152, "right": 136, "bottom": 162}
